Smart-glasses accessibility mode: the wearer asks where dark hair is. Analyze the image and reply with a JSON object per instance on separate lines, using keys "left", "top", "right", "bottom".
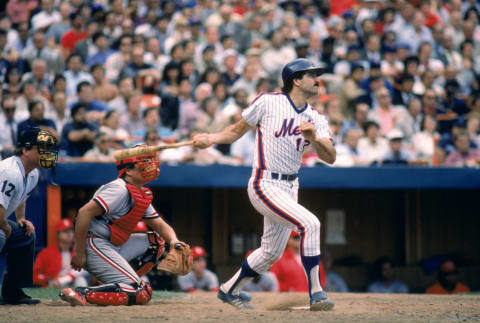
{"left": 200, "top": 96, "right": 217, "bottom": 112}
{"left": 66, "top": 53, "right": 83, "bottom": 65}
{"left": 76, "top": 81, "right": 91, "bottom": 94}
{"left": 281, "top": 71, "right": 306, "bottom": 94}
{"left": 28, "top": 100, "right": 43, "bottom": 113}
{"left": 464, "top": 7, "right": 480, "bottom": 22}
{"left": 53, "top": 74, "right": 66, "bottom": 85}
{"left": 460, "top": 39, "right": 474, "bottom": 52}
{"left": 144, "top": 127, "right": 160, "bottom": 141}
{"left": 1, "top": 94, "right": 14, "bottom": 107}
{"left": 71, "top": 102, "right": 88, "bottom": 117}
{"left": 363, "top": 120, "right": 380, "bottom": 132}
{"left": 142, "top": 107, "right": 157, "bottom": 119}
{"left": 92, "top": 31, "right": 106, "bottom": 44}
{"left": 90, "top": 63, "right": 104, "bottom": 73}
{"left": 420, "top": 114, "right": 437, "bottom": 131}
{"left": 104, "top": 110, "right": 117, "bottom": 121}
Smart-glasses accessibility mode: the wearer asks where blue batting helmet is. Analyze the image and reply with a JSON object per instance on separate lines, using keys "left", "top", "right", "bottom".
{"left": 281, "top": 58, "right": 326, "bottom": 83}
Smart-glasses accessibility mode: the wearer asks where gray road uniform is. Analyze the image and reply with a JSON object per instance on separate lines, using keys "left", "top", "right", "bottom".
{"left": 86, "top": 178, "right": 160, "bottom": 285}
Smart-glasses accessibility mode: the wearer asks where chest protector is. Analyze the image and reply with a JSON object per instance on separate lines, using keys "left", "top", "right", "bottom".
{"left": 109, "top": 184, "right": 153, "bottom": 246}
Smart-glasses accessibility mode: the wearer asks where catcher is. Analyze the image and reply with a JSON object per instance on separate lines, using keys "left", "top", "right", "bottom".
{"left": 59, "top": 145, "right": 192, "bottom": 306}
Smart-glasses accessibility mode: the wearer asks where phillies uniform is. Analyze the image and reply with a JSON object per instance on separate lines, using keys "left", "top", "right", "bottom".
{"left": 220, "top": 92, "right": 331, "bottom": 298}
{"left": 85, "top": 178, "right": 160, "bottom": 285}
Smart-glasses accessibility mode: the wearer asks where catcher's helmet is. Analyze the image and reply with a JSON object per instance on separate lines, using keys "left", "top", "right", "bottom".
{"left": 17, "top": 127, "right": 58, "bottom": 169}
{"left": 281, "top": 58, "right": 326, "bottom": 83}
{"left": 116, "top": 144, "right": 160, "bottom": 181}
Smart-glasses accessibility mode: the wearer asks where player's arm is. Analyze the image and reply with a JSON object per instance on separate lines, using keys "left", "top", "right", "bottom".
{"left": 71, "top": 200, "right": 103, "bottom": 271}
{"left": 143, "top": 216, "right": 177, "bottom": 245}
{"left": 14, "top": 200, "right": 35, "bottom": 236}
{"left": 0, "top": 205, "right": 11, "bottom": 239}
{"left": 193, "top": 118, "right": 254, "bottom": 148}
{"left": 300, "top": 121, "right": 336, "bottom": 164}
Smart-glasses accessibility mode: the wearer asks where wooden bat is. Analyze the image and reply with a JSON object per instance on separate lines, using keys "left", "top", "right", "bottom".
{"left": 113, "top": 141, "right": 193, "bottom": 160}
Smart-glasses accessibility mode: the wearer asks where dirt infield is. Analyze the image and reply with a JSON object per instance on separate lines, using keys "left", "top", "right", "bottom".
{"left": 1, "top": 292, "right": 479, "bottom": 323}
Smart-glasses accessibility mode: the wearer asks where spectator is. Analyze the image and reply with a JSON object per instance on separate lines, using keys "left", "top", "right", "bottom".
{"left": 119, "top": 91, "right": 144, "bottom": 136}
{"left": 31, "top": 0, "right": 61, "bottom": 31}
{"left": 105, "top": 35, "right": 132, "bottom": 82}
{"left": 381, "top": 128, "right": 415, "bottom": 165}
{"left": 392, "top": 74, "right": 417, "bottom": 107}
{"left": 86, "top": 32, "right": 114, "bottom": 67}
{"left": 133, "top": 107, "right": 173, "bottom": 143}
{"left": 261, "top": 30, "right": 296, "bottom": 79}
{"left": 221, "top": 49, "right": 241, "bottom": 87}
{"left": 119, "top": 45, "right": 159, "bottom": 82}
{"left": 33, "top": 219, "right": 88, "bottom": 288}
{"left": 82, "top": 132, "right": 115, "bottom": 162}
{"left": 17, "top": 100, "right": 57, "bottom": 139}
{"left": 338, "top": 63, "right": 366, "bottom": 119}
{"left": 368, "top": 87, "right": 405, "bottom": 136}
{"left": 195, "top": 96, "right": 229, "bottom": 135}
{"left": 342, "top": 102, "right": 370, "bottom": 136}
{"left": 108, "top": 76, "right": 134, "bottom": 114}
{"left": 0, "top": 95, "right": 19, "bottom": 159}
{"left": 60, "top": 102, "right": 98, "bottom": 158}
{"left": 64, "top": 54, "right": 94, "bottom": 100}
{"left": 395, "top": 98, "right": 423, "bottom": 143}
{"left": 91, "top": 64, "right": 118, "bottom": 103}
{"left": 61, "top": 11, "right": 87, "bottom": 59}
{"left": 3, "top": 66, "right": 22, "bottom": 98}
{"left": 14, "top": 79, "right": 50, "bottom": 121}
{"left": 438, "top": 79, "right": 469, "bottom": 134}
{"left": 48, "top": 91, "right": 69, "bottom": 135}
{"left": 357, "top": 120, "right": 389, "bottom": 165}
{"left": 412, "top": 115, "right": 440, "bottom": 164}
{"left": 444, "top": 131, "right": 480, "bottom": 167}
{"left": 367, "top": 257, "right": 409, "bottom": 293}
{"left": 21, "top": 59, "right": 51, "bottom": 98}
{"left": 45, "top": 1, "right": 71, "bottom": 47}
{"left": 334, "top": 128, "right": 365, "bottom": 167}
{"left": 270, "top": 232, "right": 326, "bottom": 292}
{"left": 426, "top": 260, "right": 471, "bottom": 294}
{"left": 231, "top": 64, "right": 259, "bottom": 97}
{"left": 21, "top": 30, "right": 63, "bottom": 75}
{"left": 177, "top": 246, "right": 219, "bottom": 293}
{"left": 99, "top": 110, "right": 128, "bottom": 148}
{"left": 73, "top": 81, "right": 110, "bottom": 115}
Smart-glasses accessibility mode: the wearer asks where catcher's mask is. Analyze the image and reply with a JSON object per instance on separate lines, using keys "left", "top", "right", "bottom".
{"left": 116, "top": 145, "right": 160, "bottom": 182}
{"left": 18, "top": 127, "right": 58, "bottom": 169}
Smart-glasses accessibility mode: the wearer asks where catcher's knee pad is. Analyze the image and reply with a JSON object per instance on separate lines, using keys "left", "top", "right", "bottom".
{"left": 131, "top": 232, "right": 167, "bottom": 277}
{"left": 85, "top": 281, "right": 152, "bottom": 306}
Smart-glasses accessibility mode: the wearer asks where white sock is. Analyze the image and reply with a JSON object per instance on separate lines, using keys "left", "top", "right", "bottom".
{"left": 309, "top": 265, "right": 323, "bottom": 294}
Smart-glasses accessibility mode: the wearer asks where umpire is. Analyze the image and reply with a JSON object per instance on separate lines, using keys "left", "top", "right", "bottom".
{"left": 0, "top": 127, "right": 58, "bottom": 305}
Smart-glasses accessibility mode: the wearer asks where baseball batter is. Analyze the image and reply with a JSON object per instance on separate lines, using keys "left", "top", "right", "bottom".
{"left": 0, "top": 127, "right": 58, "bottom": 304}
{"left": 193, "top": 59, "right": 336, "bottom": 311}
{"left": 59, "top": 145, "right": 187, "bottom": 306}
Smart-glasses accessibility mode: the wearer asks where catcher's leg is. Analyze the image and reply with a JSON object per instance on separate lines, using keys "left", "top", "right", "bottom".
{"left": 60, "top": 281, "right": 152, "bottom": 306}
{"left": 119, "top": 232, "right": 166, "bottom": 277}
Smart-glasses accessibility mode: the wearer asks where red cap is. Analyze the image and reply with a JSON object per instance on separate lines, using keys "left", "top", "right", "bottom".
{"left": 56, "top": 218, "right": 73, "bottom": 232}
{"left": 440, "top": 261, "right": 457, "bottom": 273}
{"left": 134, "top": 221, "right": 148, "bottom": 232}
{"left": 192, "top": 246, "right": 207, "bottom": 259}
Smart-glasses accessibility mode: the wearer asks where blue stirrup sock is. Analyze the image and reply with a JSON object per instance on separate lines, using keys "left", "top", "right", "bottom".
{"left": 221, "top": 259, "right": 259, "bottom": 295}
{"left": 301, "top": 254, "right": 323, "bottom": 297}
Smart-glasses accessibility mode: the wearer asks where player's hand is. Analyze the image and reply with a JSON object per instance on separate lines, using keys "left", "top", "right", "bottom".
{"left": 192, "top": 134, "right": 213, "bottom": 149}
{"left": 71, "top": 252, "right": 87, "bottom": 271}
{"left": 0, "top": 222, "right": 12, "bottom": 238}
{"left": 300, "top": 121, "right": 316, "bottom": 141}
{"left": 17, "top": 219, "right": 35, "bottom": 236}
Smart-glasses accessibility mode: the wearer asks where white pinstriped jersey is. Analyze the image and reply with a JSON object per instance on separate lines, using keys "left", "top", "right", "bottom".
{"left": 89, "top": 178, "right": 159, "bottom": 239}
{"left": 242, "top": 92, "right": 331, "bottom": 174}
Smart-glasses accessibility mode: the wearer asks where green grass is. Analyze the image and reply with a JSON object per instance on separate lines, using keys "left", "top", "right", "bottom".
{"left": 24, "top": 288, "right": 186, "bottom": 301}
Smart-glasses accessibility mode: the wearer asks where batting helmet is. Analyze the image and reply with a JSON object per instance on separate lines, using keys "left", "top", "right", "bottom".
{"left": 281, "top": 58, "right": 326, "bottom": 84}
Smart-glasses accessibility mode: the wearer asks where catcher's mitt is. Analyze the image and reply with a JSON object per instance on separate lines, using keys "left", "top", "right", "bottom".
{"left": 157, "top": 240, "right": 193, "bottom": 275}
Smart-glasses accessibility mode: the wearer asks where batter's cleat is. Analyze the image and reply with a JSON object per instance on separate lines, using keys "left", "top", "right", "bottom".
{"left": 217, "top": 289, "right": 254, "bottom": 310}
{"left": 310, "top": 291, "right": 334, "bottom": 311}
{"left": 59, "top": 288, "right": 87, "bottom": 306}
{"left": 238, "top": 291, "right": 252, "bottom": 302}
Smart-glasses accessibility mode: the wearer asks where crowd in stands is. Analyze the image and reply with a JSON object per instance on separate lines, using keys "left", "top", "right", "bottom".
{"left": 1, "top": 0, "right": 480, "bottom": 167}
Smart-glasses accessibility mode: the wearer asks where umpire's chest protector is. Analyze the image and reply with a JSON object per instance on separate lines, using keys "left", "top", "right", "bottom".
{"left": 108, "top": 184, "right": 153, "bottom": 246}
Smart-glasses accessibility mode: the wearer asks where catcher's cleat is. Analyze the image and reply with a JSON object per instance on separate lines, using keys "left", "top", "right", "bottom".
{"left": 309, "top": 291, "right": 334, "bottom": 311}
{"left": 217, "top": 289, "right": 254, "bottom": 310}
{"left": 59, "top": 288, "right": 87, "bottom": 306}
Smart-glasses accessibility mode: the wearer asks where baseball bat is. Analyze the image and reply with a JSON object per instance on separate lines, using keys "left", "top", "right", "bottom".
{"left": 113, "top": 141, "right": 194, "bottom": 160}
